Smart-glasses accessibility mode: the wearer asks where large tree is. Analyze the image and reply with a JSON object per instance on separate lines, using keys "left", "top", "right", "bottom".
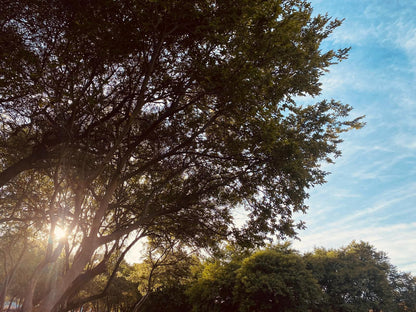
{"left": 0, "top": 0, "right": 362, "bottom": 311}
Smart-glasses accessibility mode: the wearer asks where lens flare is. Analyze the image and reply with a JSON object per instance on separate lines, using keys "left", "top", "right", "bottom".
{"left": 54, "top": 226, "right": 67, "bottom": 240}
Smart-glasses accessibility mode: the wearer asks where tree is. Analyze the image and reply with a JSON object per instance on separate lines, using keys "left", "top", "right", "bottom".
{"left": 305, "top": 241, "right": 395, "bottom": 312}
{"left": 128, "top": 236, "right": 199, "bottom": 311}
{"left": 188, "top": 244, "right": 322, "bottom": 312}
{"left": 131, "top": 237, "right": 200, "bottom": 312}
{"left": 0, "top": 0, "right": 362, "bottom": 311}
{"left": 235, "top": 245, "right": 321, "bottom": 312}
{"left": 0, "top": 233, "right": 50, "bottom": 311}
{"left": 0, "top": 228, "right": 27, "bottom": 311}
{"left": 188, "top": 249, "right": 243, "bottom": 312}
{"left": 67, "top": 260, "right": 140, "bottom": 312}
{"left": 389, "top": 269, "right": 416, "bottom": 312}
{"left": 233, "top": 245, "right": 322, "bottom": 312}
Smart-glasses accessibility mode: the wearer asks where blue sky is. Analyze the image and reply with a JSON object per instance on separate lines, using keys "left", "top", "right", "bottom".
{"left": 292, "top": 0, "right": 416, "bottom": 274}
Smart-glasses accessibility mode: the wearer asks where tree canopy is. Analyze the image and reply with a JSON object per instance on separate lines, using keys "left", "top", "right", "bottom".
{"left": 189, "top": 244, "right": 322, "bottom": 312}
{"left": 179, "top": 242, "right": 416, "bottom": 312}
{"left": 0, "top": 0, "right": 362, "bottom": 311}
{"left": 305, "top": 241, "right": 396, "bottom": 312}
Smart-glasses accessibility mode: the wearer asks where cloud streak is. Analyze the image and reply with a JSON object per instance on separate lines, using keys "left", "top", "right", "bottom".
{"left": 293, "top": 222, "right": 416, "bottom": 273}
{"left": 294, "top": 1, "right": 416, "bottom": 273}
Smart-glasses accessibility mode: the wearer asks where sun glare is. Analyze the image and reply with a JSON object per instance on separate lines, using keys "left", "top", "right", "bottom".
{"left": 54, "top": 226, "right": 67, "bottom": 240}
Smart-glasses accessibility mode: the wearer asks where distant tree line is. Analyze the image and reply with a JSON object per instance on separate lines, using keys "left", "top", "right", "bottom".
{"left": 1, "top": 240, "right": 415, "bottom": 312}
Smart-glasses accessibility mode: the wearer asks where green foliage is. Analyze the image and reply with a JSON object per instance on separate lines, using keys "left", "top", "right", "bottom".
{"left": 124, "top": 237, "right": 201, "bottom": 312}
{"left": 1, "top": 0, "right": 363, "bottom": 309}
{"left": 129, "top": 237, "right": 200, "bottom": 297}
{"left": 70, "top": 261, "right": 140, "bottom": 312}
{"left": 187, "top": 242, "right": 415, "bottom": 312}
{"left": 234, "top": 245, "right": 322, "bottom": 312}
{"left": 101, "top": 263, "right": 140, "bottom": 312}
{"left": 305, "top": 241, "right": 395, "bottom": 312}
{"left": 139, "top": 284, "right": 192, "bottom": 312}
{"left": 188, "top": 244, "right": 322, "bottom": 312}
{"left": 49, "top": 241, "right": 414, "bottom": 312}
{"left": 389, "top": 269, "right": 416, "bottom": 312}
{"left": 188, "top": 258, "right": 240, "bottom": 312}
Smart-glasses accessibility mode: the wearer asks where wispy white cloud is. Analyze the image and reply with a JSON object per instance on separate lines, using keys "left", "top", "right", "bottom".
{"left": 293, "top": 222, "right": 416, "bottom": 273}
{"left": 295, "top": 179, "right": 416, "bottom": 273}
{"left": 393, "top": 133, "right": 416, "bottom": 150}
{"left": 292, "top": 0, "right": 416, "bottom": 275}
{"left": 350, "top": 153, "right": 414, "bottom": 181}
{"left": 328, "top": 181, "right": 414, "bottom": 221}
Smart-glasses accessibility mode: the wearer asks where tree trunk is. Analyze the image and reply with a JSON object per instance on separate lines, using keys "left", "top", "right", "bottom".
{"left": 21, "top": 276, "right": 38, "bottom": 312}
{"left": 132, "top": 294, "right": 149, "bottom": 312}
{"left": 37, "top": 239, "right": 98, "bottom": 312}
{"left": 1, "top": 242, "right": 26, "bottom": 311}
{"left": 0, "top": 284, "right": 7, "bottom": 312}
{"left": 6, "top": 296, "right": 16, "bottom": 312}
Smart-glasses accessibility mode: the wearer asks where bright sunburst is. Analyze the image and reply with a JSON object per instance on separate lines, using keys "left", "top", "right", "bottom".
{"left": 54, "top": 225, "right": 67, "bottom": 240}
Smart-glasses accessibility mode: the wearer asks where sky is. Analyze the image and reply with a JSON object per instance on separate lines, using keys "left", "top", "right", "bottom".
{"left": 291, "top": 0, "right": 416, "bottom": 274}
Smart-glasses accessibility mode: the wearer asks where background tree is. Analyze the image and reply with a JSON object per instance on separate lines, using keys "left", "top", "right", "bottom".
{"left": 233, "top": 245, "right": 322, "bottom": 312}
{"left": 187, "top": 247, "right": 245, "bottom": 312}
{"left": 131, "top": 237, "right": 201, "bottom": 312}
{"left": 188, "top": 244, "right": 321, "bottom": 312}
{"left": 389, "top": 269, "right": 416, "bottom": 312}
{"left": 33, "top": 241, "right": 412, "bottom": 312}
{"left": 129, "top": 236, "right": 199, "bottom": 312}
{"left": 0, "top": 235, "right": 51, "bottom": 311}
{"left": 67, "top": 260, "right": 140, "bottom": 312}
{"left": 0, "top": 0, "right": 362, "bottom": 311}
{"left": 0, "top": 228, "right": 27, "bottom": 311}
{"left": 305, "top": 241, "right": 395, "bottom": 312}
